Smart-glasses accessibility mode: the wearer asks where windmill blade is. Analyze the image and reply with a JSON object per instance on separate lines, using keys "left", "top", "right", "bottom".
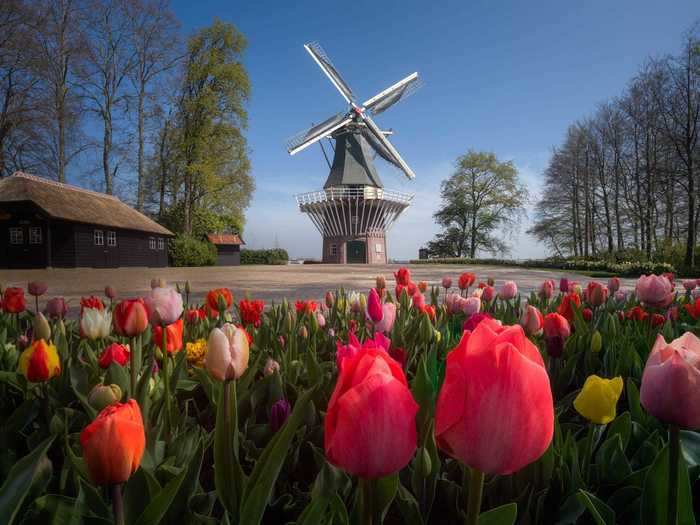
{"left": 287, "top": 112, "right": 352, "bottom": 155}
{"left": 361, "top": 115, "right": 416, "bottom": 179}
{"left": 360, "top": 127, "right": 402, "bottom": 168}
{"left": 304, "top": 42, "right": 355, "bottom": 104}
{"left": 363, "top": 72, "right": 421, "bottom": 115}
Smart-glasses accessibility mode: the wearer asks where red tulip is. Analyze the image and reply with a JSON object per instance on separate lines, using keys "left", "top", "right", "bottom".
{"left": 582, "top": 308, "right": 593, "bottom": 322}
{"left": 586, "top": 281, "right": 608, "bottom": 307}
{"left": 152, "top": 319, "right": 184, "bottom": 354}
{"left": 557, "top": 292, "right": 581, "bottom": 323}
{"left": 435, "top": 319, "right": 554, "bottom": 474}
{"left": 98, "top": 343, "right": 130, "bottom": 369}
{"left": 520, "top": 305, "right": 543, "bottom": 336}
{"left": 418, "top": 281, "right": 428, "bottom": 293}
{"left": 394, "top": 267, "right": 411, "bottom": 286}
{"left": 2, "top": 287, "right": 26, "bottom": 313}
{"left": 626, "top": 306, "right": 648, "bottom": 322}
{"left": 80, "top": 295, "right": 105, "bottom": 313}
{"left": 113, "top": 299, "right": 149, "bottom": 337}
{"left": 185, "top": 307, "right": 206, "bottom": 324}
{"left": 641, "top": 333, "right": 700, "bottom": 429}
{"left": 481, "top": 286, "right": 495, "bottom": 302}
{"left": 608, "top": 277, "right": 621, "bottom": 293}
{"left": 367, "top": 288, "right": 383, "bottom": 322}
{"left": 80, "top": 399, "right": 145, "bottom": 485}
{"left": 463, "top": 312, "right": 494, "bottom": 332}
{"left": 239, "top": 299, "right": 265, "bottom": 327}
{"left": 104, "top": 285, "right": 117, "bottom": 299}
{"left": 458, "top": 272, "right": 476, "bottom": 290}
{"left": 543, "top": 313, "right": 570, "bottom": 358}
{"left": 325, "top": 346, "right": 418, "bottom": 478}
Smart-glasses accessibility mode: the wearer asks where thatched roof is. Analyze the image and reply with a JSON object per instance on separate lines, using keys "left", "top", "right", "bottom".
{"left": 0, "top": 172, "right": 173, "bottom": 236}
{"left": 207, "top": 233, "right": 244, "bottom": 245}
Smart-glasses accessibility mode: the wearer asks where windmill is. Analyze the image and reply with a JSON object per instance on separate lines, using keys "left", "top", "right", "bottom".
{"left": 287, "top": 42, "right": 420, "bottom": 264}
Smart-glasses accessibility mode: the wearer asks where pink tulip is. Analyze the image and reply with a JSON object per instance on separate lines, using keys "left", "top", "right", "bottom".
{"left": 374, "top": 302, "right": 396, "bottom": 334}
{"left": 683, "top": 280, "right": 697, "bottom": 292}
{"left": 445, "top": 293, "right": 462, "bottom": 314}
{"left": 28, "top": 281, "right": 48, "bottom": 297}
{"left": 412, "top": 292, "right": 425, "bottom": 310}
{"left": 325, "top": 347, "right": 418, "bottom": 479}
{"left": 435, "top": 318, "right": 554, "bottom": 474}
{"left": 367, "top": 288, "right": 383, "bottom": 322}
{"left": 460, "top": 296, "right": 481, "bottom": 317}
{"left": 499, "top": 281, "right": 518, "bottom": 300}
{"left": 205, "top": 324, "right": 250, "bottom": 381}
{"left": 635, "top": 274, "right": 674, "bottom": 309}
{"left": 539, "top": 280, "right": 555, "bottom": 300}
{"left": 586, "top": 281, "right": 608, "bottom": 307}
{"left": 614, "top": 290, "right": 627, "bottom": 303}
{"left": 442, "top": 276, "right": 452, "bottom": 289}
{"left": 316, "top": 312, "right": 326, "bottom": 328}
{"left": 520, "top": 305, "right": 543, "bottom": 336}
{"left": 608, "top": 277, "right": 621, "bottom": 293}
{"left": 144, "top": 287, "right": 183, "bottom": 326}
{"left": 263, "top": 358, "right": 280, "bottom": 377}
{"left": 640, "top": 332, "right": 700, "bottom": 429}
{"left": 104, "top": 286, "right": 117, "bottom": 300}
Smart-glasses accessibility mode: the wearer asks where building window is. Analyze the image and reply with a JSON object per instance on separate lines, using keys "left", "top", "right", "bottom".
{"left": 375, "top": 243, "right": 383, "bottom": 253}
{"left": 158, "top": 238, "right": 164, "bottom": 250}
{"left": 149, "top": 237, "right": 156, "bottom": 250}
{"left": 9, "top": 227, "right": 23, "bottom": 244}
{"left": 330, "top": 243, "right": 337, "bottom": 256}
{"left": 351, "top": 215, "right": 358, "bottom": 225}
{"left": 29, "top": 227, "right": 42, "bottom": 244}
{"left": 94, "top": 229, "right": 104, "bottom": 246}
{"left": 107, "top": 231, "right": 117, "bottom": 247}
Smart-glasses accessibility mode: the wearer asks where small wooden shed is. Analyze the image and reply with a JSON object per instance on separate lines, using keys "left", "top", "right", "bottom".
{"left": 207, "top": 233, "right": 245, "bottom": 266}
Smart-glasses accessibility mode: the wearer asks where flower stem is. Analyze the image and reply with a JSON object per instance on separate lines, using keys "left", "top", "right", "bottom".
{"left": 360, "top": 478, "right": 373, "bottom": 525}
{"left": 668, "top": 425, "right": 680, "bottom": 525}
{"left": 582, "top": 424, "right": 595, "bottom": 485}
{"left": 111, "top": 484, "right": 124, "bottom": 525}
{"left": 465, "top": 468, "right": 484, "bottom": 525}
{"left": 129, "top": 336, "right": 137, "bottom": 399}
{"left": 162, "top": 325, "right": 171, "bottom": 436}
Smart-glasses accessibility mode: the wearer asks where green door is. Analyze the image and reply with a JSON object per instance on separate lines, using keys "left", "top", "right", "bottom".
{"left": 346, "top": 240, "right": 366, "bottom": 263}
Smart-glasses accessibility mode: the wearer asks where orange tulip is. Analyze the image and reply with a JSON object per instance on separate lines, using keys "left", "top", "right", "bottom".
{"left": 113, "top": 298, "right": 149, "bottom": 337}
{"left": 152, "top": 319, "right": 184, "bottom": 354}
{"left": 206, "top": 288, "right": 233, "bottom": 312}
{"left": 18, "top": 339, "right": 61, "bottom": 382}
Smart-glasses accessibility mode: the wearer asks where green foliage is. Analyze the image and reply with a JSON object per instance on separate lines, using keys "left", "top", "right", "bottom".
{"left": 240, "top": 248, "right": 289, "bottom": 265}
{"left": 427, "top": 150, "right": 528, "bottom": 258}
{"left": 168, "top": 234, "right": 217, "bottom": 266}
{"left": 160, "top": 203, "right": 244, "bottom": 239}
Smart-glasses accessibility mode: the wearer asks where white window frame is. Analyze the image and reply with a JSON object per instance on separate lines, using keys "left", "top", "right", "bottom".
{"left": 29, "top": 227, "right": 42, "bottom": 245}
{"left": 9, "top": 227, "right": 23, "bottom": 245}
{"left": 330, "top": 243, "right": 337, "bottom": 256}
{"left": 149, "top": 237, "right": 156, "bottom": 250}
{"left": 158, "top": 237, "right": 164, "bottom": 250}
{"left": 94, "top": 229, "right": 104, "bottom": 246}
{"left": 375, "top": 243, "right": 383, "bottom": 253}
{"left": 107, "top": 231, "right": 117, "bottom": 247}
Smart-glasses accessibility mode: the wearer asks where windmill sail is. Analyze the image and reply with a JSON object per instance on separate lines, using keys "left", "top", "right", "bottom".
{"left": 361, "top": 115, "right": 416, "bottom": 179}
{"left": 304, "top": 42, "right": 355, "bottom": 104}
{"left": 363, "top": 72, "right": 422, "bottom": 115}
{"left": 287, "top": 112, "right": 352, "bottom": 155}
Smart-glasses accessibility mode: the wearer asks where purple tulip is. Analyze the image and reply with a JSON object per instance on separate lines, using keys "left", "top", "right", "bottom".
{"left": 270, "top": 399, "right": 291, "bottom": 432}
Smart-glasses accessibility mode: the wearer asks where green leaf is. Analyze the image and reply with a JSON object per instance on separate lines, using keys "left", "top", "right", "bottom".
{"left": 239, "top": 386, "right": 316, "bottom": 525}
{"left": 626, "top": 379, "right": 644, "bottom": 424}
{"left": 576, "top": 490, "right": 615, "bottom": 525}
{"left": 478, "top": 502, "right": 517, "bottom": 525}
{"left": 371, "top": 473, "right": 399, "bottom": 522}
{"left": 607, "top": 411, "right": 632, "bottom": 450}
{"left": 641, "top": 444, "right": 696, "bottom": 525}
{"left": 395, "top": 483, "right": 424, "bottom": 525}
{"left": 0, "top": 435, "right": 55, "bottom": 525}
{"left": 680, "top": 430, "right": 700, "bottom": 466}
{"left": 105, "top": 361, "right": 129, "bottom": 398}
{"left": 133, "top": 468, "right": 187, "bottom": 525}
{"left": 213, "top": 380, "right": 245, "bottom": 517}
{"left": 69, "top": 358, "right": 97, "bottom": 419}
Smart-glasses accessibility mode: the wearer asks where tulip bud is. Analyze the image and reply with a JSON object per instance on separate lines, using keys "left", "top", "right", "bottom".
{"left": 263, "top": 357, "right": 280, "bottom": 377}
{"left": 205, "top": 325, "right": 250, "bottom": 381}
{"left": 376, "top": 275, "right": 386, "bottom": 290}
{"left": 367, "top": 288, "right": 383, "bottom": 323}
{"left": 285, "top": 312, "right": 293, "bottom": 333}
{"left": 520, "top": 305, "right": 543, "bottom": 337}
{"left": 150, "top": 278, "right": 166, "bottom": 289}
{"left": 325, "top": 291, "right": 334, "bottom": 309}
{"left": 433, "top": 329, "right": 442, "bottom": 343}
{"left": 89, "top": 383, "right": 123, "bottom": 411}
{"left": 418, "top": 281, "right": 428, "bottom": 293}
{"left": 416, "top": 447, "right": 432, "bottom": 477}
{"left": 104, "top": 286, "right": 117, "bottom": 299}
{"left": 560, "top": 278, "right": 569, "bottom": 293}
{"left": 57, "top": 319, "right": 66, "bottom": 338}
{"left": 574, "top": 375, "right": 623, "bottom": 424}
{"left": 590, "top": 331, "right": 602, "bottom": 353}
{"left": 359, "top": 293, "right": 367, "bottom": 314}
{"left": 28, "top": 281, "right": 48, "bottom": 297}
{"left": 316, "top": 312, "right": 326, "bottom": 328}
{"left": 441, "top": 276, "right": 452, "bottom": 289}
{"left": 608, "top": 277, "right": 621, "bottom": 293}
{"left": 185, "top": 280, "right": 191, "bottom": 294}
{"left": 33, "top": 312, "right": 51, "bottom": 342}
{"left": 419, "top": 312, "right": 433, "bottom": 344}
{"left": 487, "top": 277, "right": 495, "bottom": 287}
{"left": 298, "top": 325, "right": 308, "bottom": 339}
{"left": 269, "top": 399, "right": 291, "bottom": 432}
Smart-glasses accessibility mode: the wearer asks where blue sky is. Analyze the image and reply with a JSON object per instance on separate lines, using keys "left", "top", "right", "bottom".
{"left": 170, "top": 0, "right": 700, "bottom": 260}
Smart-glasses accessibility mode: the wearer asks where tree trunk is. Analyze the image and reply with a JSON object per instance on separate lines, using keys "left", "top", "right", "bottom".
{"left": 136, "top": 85, "right": 145, "bottom": 210}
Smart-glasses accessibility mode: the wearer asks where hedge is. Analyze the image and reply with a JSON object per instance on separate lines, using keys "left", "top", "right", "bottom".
{"left": 169, "top": 235, "right": 217, "bottom": 267}
{"left": 240, "top": 248, "right": 289, "bottom": 265}
{"left": 409, "top": 257, "right": 676, "bottom": 277}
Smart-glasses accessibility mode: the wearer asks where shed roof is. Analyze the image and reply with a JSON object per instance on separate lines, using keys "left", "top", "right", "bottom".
{"left": 207, "top": 233, "right": 245, "bottom": 245}
{"left": 0, "top": 172, "right": 173, "bottom": 236}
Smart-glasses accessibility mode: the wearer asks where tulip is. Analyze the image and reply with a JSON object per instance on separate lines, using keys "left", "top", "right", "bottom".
{"left": 81, "top": 308, "right": 112, "bottom": 340}
{"left": 394, "top": 267, "right": 411, "bottom": 286}
{"left": 18, "top": 339, "right": 61, "bottom": 382}
{"left": 150, "top": 277, "right": 166, "bottom": 289}
{"left": 560, "top": 278, "right": 569, "bottom": 293}
{"left": 442, "top": 276, "right": 452, "bottom": 289}
{"left": 460, "top": 296, "right": 481, "bottom": 317}
{"left": 412, "top": 292, "right": 426, "bottom": 310}
{"left": 80, "top": 295, "right": 105, "bottom": 313}
{"left": 636, "top": 274, "right": 674, "bottom": 309}
{"left": 540, "top": 279, "right": 555, "bottom": 300}
{"left": 270, "top": 399, "right": 291, "bottom": 432}
{"left": 98, "top": 343, "right": 130, "bottom": 369}
{"left": 113, "top": 299, "right": 149, "bottom": 337}
{"left": 499, "top": 280, "right": 518, "bottom": 300}
{"left": 557, "top": 292, "right": 581, "bottom": 323}
{"left": 239, "top": 298, "right": 265, "bottom": 328}
{"left": 435, "top": 319, "right": 553, "bottom": 476}
{"left": 407, "top": 281, "right": 418, "bottom": 296}
{"left": 45, "top": 297, "right": 68, "bottom": 320}
{"left": 458, "top": 272, "right": 476, "bottom": 291}
{"left": 445, "top": 293, "right": 462, "bottom": 314}
{"left": 481, "top": 285, "right": 495, "bottom": 302}
{"left": 463, "top": 312, "right": 494, "bottom": 332}
{"left": 104, "top": 285, "right": 117, "bottom": 300}
{"left": 206, "top": 287, "right": 233, "bottom": 313}
{"left": 418, "top": 280, "right": 428, "bottom": 293}
{"left": 325, "top": 347, "right": 418, "bottom": 479}
{"left": 89, "top": 383, "right": 123, "bottom": 411}
{"left": 574, "top": 375, "right": 623, "bottom": 424}
{"left": 27, "top": 280, "right": 48, "bottom": 297}
{"left": 582, "top": 308, "right": 593, "bottom": 322}
{"left": 614, "top": 290, "right": 627, "bottom": 303}
{"left": 683, "top": 279, "right": 697, "bottom": 292}
{"left": 152, "top": 319, "right": 184, "bottom": 354}
{"left": 2, "top": 287, "right": 26, "bottom": 313}
{"left": 608, "top": 277, "right": 621, "bottom": 293}
{"left": 373, "top": 302, "right": 396, "bottom": 334}
{"left": 543, "top": 312, "right": 570, "bottom": 358}
{"left": 185, "top": 339, "right": 208, "bottom": 366}
{"left": 590, "top": 330, "right": 602, "bottom": 353}
{"left": 640, "top": 332, "right": 700, "bottom": 429}
{"left": 487, "top": 277, "right": 495, "bottom": 287}
{"left": 586, "top": 281, "right": 608, "bottom": 307}
{"left": 185, "top": 307, "right": 206, "bottom": 324}
{"left": 205, "top": 324, "right": 250, "bottom": 381}
{"left": 375, "top": 275, "right": 386, "bottom": 290}
{"left": 325, "top": 291, "right": 334, "bottom": 308}
{"left": 316, "top": 312, "right": 326, "bottom": 328}
{"left": 80, "top": 399, "right": 145, "bottom": 485}
{"left": 144, "top": 286, "right": 183, "bottom": 326}
{"left": 263, "top": 357, "right": 280, "bottom": 377}
{"left": 520, "top": 304, "right": 543, "bottom": 336}
{"left": 33, "top": 312, "right": 51, "bottom": 342}
{"left": 367, "top": 288, "right": 383, "bottom": 322}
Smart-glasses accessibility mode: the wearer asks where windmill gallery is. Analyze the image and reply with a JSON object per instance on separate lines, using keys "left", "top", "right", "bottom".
{"left": 287, "top": 42, "right": 420, "bottom": 264}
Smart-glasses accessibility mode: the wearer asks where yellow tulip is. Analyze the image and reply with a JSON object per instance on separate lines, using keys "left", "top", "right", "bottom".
{"left": 18, "top": 339, "right": 61, "bottom": 382}
{"left": 574, "top": 375, "right": 623, "bottom": 424}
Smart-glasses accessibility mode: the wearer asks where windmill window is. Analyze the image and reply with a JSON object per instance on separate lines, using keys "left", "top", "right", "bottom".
{"left": 9, "top": 227, "right": 23, "bottom": 244}
{"left": 330, "top": 243, "right": 337, "bottom": 256}
{"left": 29, "top": 227, "right": 42, "bottom": 244}
{"left": 351, "top": 215, "right": 358, "bottom": 225}
{"left": 107, "top": 231, "right": 117, "bottom": 247}
{"left": 94, "top": 230, "right": 104, "bottom": 246}
{"left": 375, "top": 243, "right": 383, "bottom": 253}
{"left": 149, "top": 237, "right": 156, "bottom": 250}
{"left": 158, "top": 238, "right": 164, "bottom": 250}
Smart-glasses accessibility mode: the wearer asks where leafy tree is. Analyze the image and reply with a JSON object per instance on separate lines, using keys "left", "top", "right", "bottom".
{"left": 176, "top": 19, "right": 253, "bottom": 235}
{"left": 427, "top": 151, "right": 528, "bottom": 258}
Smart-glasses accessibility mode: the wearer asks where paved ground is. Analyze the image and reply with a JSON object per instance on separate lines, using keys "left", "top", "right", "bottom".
{"left": 0, "top": 264, "right": 637, "bottom": 311}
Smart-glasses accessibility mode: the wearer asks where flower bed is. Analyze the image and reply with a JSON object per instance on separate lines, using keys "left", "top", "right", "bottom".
{"left": 0, "top": 271, "right": 698, "bottom": 524}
